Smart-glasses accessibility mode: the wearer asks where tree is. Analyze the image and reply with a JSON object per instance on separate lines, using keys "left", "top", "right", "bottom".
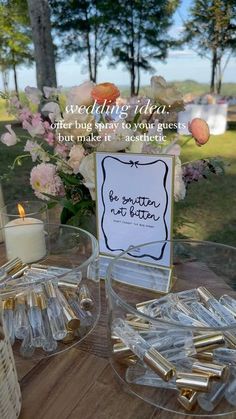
{"left": 49, "top": 0, "right": 111, "bottom": 83}
{"left": 27, "top": 0, "right": 57, "bottom": 89}
{"left": 108, "top": 0, "right": 179, "bottom": 95}
{"left": 0, "top": 0, "right": 33, "bottom": 96}
{"left": 183, "top": 0, "right": 236, "bottom": 94}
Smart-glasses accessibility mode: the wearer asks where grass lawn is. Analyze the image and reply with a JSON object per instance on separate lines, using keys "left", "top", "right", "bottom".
{"left": 0, "top": 102, "right": 235, "bottom": 246}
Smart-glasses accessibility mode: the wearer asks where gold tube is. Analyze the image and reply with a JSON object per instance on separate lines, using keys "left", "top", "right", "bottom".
{"left": 192, "top": 361, "right": 229, "bottom": 381}
{"left": 143, "top": 347, "right": 175, "bottom": 382}
{"left": 44, "top": 282, "right": 57, "bottom": 299}
{"left": 117, "top": 355, "right": 137, "bottom": 367}
{"left": 136, "top": 298, "right": 157, "bottom": 310}
{"left": 113, "top": 342, "right": 133, "bottom": 358}
{"left": 193, "top": 333, "right": 225, "bottom": 352}
{"left": 197, "top": 287, "right": 214, "bottom": 303}
{"left": 2, "top": 297, "right": 14, "bottom": 310}
{"left": 26, "top": 291, "right": 38, "bottom": 308}
{"left": 62, "top": 330, "right": 76, "bottom": 343}
{"left": 57, "top": 289, "right": 80, "bottom": 330}
{"left": 37, "top": 293, "right": 47, "bottom": 310}
{"left": 79, "top": 284, "right": 94, "bottom": 311}
{"left": 11, "top": 264, "right": 28, "bottom": 278}
{"left": 176, "top": 372, "right": 211, "bottom": 392}
{"left": 126, "top": 320, "right": 150, "bottom": 331}
{"left": 193, "top": 351, "right": 214, "bottom": 362}
{"left": 224, "top": 331, "right": 236, "bottom": 348}
{"left": 58, "top": 280, "right": 80, "bottom": 292}
{"left": 15, "top": 293, "right": 25, "bottom": 305}
{"left": 1, "top": 257, "right": 21, "bottom": 270}
{"left": 177, "top": 389, "right": 198, "bottom": 411}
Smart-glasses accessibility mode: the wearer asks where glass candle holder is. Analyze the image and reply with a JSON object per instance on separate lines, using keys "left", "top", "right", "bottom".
{"left": 106, "top": 240, "right": 236, "bottom": 417}
{"left": 0, "top": 200, "right": 49, "bottom": 226}
{"left": 0, "top": 223, "right": 100, "bottom": 360}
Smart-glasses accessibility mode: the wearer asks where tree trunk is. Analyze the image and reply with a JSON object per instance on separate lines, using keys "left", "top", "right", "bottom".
{"left": 216, "top": 61, "right": 222, "bottom": 94}
{"left": 1, "top": 69, "right": 9, "bottom": 94}
{"left": 130, "top": 68, "right": 135, "bottom": 96}
{"left": 27, "top": 0, "right": 57, "bottom": 90}
{"left": 210, "top": 50, "right": 217, "bottom": 94}
{"left": 135, "top": 66, "right": 140, "bottom": 96}
{"left": 12, "top": 63, "right": 19, "bottom": 98}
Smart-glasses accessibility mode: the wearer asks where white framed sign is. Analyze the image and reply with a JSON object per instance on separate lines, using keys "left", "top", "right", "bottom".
{"left": 95, "top": 152, "right": 174, "bottom": 268}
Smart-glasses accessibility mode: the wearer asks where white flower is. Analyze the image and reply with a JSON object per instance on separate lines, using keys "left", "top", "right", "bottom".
{"left": 41, "top": 102, "right": 61, "bottom": 122}
{"left": 150, "top": 76, "right": 183, "bottom": 107}
{"left": 58, "top": 113, "right": 94, "bottom": 140}
{"left": 79, "top": 154, "right": 96, "bottom": 200}
{"left": 25, "top": 86, "right": 42, "bottom": 104}
{"left": 67, "top": 144, "right": 85, "bottom": 174}
{"left": 24, "top": 140, "right": 50, "bottom": 162}
{"left": 174, "top": 156, "right": 186, "bottom": 202}
{"left": 96, "top": 121, "right": 133, "bottom": 152}
{"left": 67, "top": 81, "right": 95, "bottom": 107}
{"left": 128, "top": 136, "right": 143, "bottom": 153}
{"left": 1, "top": 125, "right": 18, "bottom": 146}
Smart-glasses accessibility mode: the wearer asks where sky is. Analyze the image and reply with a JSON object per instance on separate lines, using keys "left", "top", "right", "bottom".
{"left": 1, "top": 0, "right": 236, "bottom": 90}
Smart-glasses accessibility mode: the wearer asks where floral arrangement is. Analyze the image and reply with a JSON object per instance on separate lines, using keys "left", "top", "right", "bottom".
{"left": 0, "top": 77, "right": 225, "bottom": 233}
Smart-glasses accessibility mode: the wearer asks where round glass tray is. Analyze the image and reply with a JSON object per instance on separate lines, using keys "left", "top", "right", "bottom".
{"left": 0, "top": 223, "right": 100, "bottom": 360}
{"left": 106, "top": 240, "right": 236, "bottom": 417}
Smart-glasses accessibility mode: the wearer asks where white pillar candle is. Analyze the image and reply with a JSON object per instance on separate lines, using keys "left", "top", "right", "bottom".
{"left": 4, "top": 217, "right": 46, "bottom": 264}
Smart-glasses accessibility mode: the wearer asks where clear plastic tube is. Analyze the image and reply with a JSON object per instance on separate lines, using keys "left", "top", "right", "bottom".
{"left": 3, "top": 308, "right": 15, "bottom": 345}
{"left": 20, "top": 327, "right": 35, "bottom": 358}
{"left": 14, "top": 300, "right": 29, "bottom": 339}
{"left": 197, "top": 382, "right": 227, "bottom": 412}
{"left": 189, "top": 302, "right": 222, "bottom": 327}
{"left": 41, "top": 309, "right": 57, "bottom": 352}
{"left": 125, "top": 364, "right": 177, "bottom": 389}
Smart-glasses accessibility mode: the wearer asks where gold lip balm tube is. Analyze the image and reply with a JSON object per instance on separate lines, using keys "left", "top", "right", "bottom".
{"left": 197, "top": 287, "right": 214, "bottom": 303}
{"left": 193, "top": 351, "right": 214, "bottom": 362}
{"left": 57, "top": 289, "right": 80, "bottom": 331}
{"left": 126, "top": 321, "right": 150, "bottom": 331}
{"left": 2, "top": 298, "right": 15, "bottom": 345}
{"left": 113, "top": 342, "right": 134, "bottom": 359}
{"left": 143, "top": 347, "right": 176, "bottom": 382}
{"left": 177, "top": 389, "right": 198, "bottom": 411}
{"left": 176, "top": 372, "right": 211, "bottom": 392}
{"left": 192, "top": 360, "right": 229, "bottom": 381}
{"left": 113, "top": 318, "right": 175, "bottom": 381}
{"left": 193, "top": 333, "right": 225, "bottom": 352}
{"left": 224, "top": 331, "right": 236, "bottom": 348}
{"left": 58, "top": 280, "right": 80, "bottom": 293}
{"left": 11, "top": 264, "right": 28, "bottom": 278}
{"left": 79, "top": 284, "right": 94, "bottom": 311}
{"left": 0, "top": 258, "right": 23, "bottom": 281}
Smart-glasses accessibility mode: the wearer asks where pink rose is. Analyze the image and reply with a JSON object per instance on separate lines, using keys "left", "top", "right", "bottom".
{"left": 188, "top": 118, "right": 210, "bottom": 146}
{"left": 0, "top": 125, "right": 18, "bottom": 146}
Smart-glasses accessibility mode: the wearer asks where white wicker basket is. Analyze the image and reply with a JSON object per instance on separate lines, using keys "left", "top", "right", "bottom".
{"left": 0, "top": 313, "right": 21, "bottom": 419}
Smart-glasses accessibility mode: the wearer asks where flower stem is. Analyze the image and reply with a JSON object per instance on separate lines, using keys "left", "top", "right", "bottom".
{"left": 181, "top": 136, "right": 193, "bottom": 147}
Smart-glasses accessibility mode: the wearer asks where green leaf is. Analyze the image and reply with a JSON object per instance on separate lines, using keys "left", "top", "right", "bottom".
{"left": 59, "top": 171, "right": 82, "bottom": 186}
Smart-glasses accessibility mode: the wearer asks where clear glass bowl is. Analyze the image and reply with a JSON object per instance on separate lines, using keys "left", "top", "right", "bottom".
{"left": 0, "top": 223, "right": 100, "bottom": 359}
{"left": 106, "top": 240, "right": 236, "bottom": 417}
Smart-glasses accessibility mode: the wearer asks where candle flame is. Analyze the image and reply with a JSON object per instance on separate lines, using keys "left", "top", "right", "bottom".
{"left": 17, "top": 204, "right": 26, "bottom": 219}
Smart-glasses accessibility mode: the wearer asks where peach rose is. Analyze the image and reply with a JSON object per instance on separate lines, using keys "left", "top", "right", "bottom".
{"left": 91, "top": 82, "right": 120, "bottom": 105}
{"left": 188, "top": 118, "right": 210, "bottom": 146}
